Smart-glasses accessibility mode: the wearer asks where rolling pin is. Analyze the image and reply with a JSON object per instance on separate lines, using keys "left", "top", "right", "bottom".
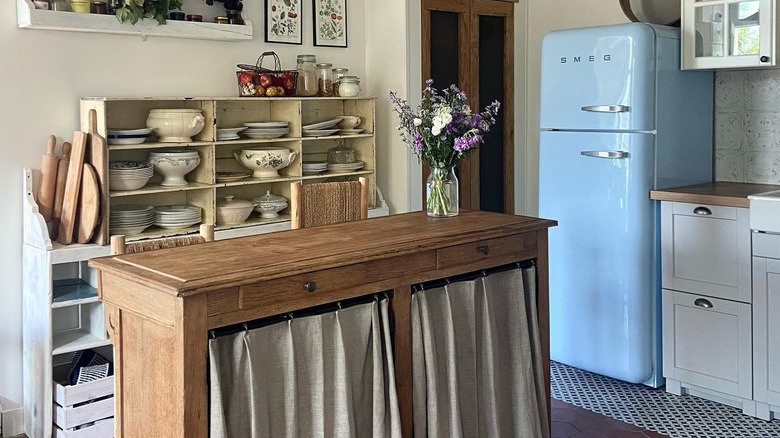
{"left": 37, "top": 135, "right": 59, "bottom": 221}
{"left": 50, "top": 142, "right": 71, "bottom": 241}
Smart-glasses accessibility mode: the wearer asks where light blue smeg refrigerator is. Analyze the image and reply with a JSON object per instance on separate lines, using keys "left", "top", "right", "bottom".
{"left": 538, "top": 23, "right": 714, "bottom": 386}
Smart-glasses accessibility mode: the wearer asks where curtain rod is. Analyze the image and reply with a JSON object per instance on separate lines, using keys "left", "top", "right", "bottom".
{"left": 413, "top": 260, "right": 536, "bottom": 293}
{"left": 210, "top": 291, "right": 391, "bottom": 339}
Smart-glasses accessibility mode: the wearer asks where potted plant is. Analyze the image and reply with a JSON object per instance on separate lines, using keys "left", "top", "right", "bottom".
{"left": 115, "top": 0, "right": 185, "bottom": 24}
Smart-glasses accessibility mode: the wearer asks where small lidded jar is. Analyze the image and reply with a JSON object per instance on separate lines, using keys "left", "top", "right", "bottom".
{"left": 70, "top": 0, "right": 91, "bottom": 13}
{"left": 316, "top": 62, "right": 334, "bottom": 97}
{"left": 332, "top": 68, "right": 349, "bottom": 97}
{"left": 338, "top": 76, "right": 361, "bottom": 97}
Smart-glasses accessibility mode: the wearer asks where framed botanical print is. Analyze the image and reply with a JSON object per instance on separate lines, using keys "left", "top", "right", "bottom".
{"left": 265, "top": 0, "right": 303, "bottom": 45}
{"left": 313, "top": 0, "right": 347, "bottom": 47}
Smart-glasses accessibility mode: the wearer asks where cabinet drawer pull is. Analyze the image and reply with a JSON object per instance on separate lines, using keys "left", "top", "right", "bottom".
{"left": 694, "top": 298, "right": 713, "bottom": 308}
{"left": 761, "top": 55, "right": 770, "bottom": 63}
{"left": 693, "top": 206, "right": 712, "bottom": 216}
{"left": 304, "top": 281, "right": 316, "bottom": 293}
{"left": 479, "top": 245, "right": 490, "bottom": 255}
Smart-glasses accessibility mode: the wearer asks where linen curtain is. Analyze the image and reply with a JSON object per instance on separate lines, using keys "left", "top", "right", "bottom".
{"left": 412, "top": 266, "right": 549, "bottom": 438}
{"left": 209, "top": 298, "right": 401, "bottom": 438}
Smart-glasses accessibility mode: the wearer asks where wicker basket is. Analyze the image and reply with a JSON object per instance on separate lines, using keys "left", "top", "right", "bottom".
{"left": 236, "top": 51, "right": 298, "bottom": 97}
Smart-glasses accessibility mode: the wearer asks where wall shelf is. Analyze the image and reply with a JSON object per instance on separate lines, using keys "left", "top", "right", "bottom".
{"left": 17, "top": 0, "right": 253, "bottom": 41}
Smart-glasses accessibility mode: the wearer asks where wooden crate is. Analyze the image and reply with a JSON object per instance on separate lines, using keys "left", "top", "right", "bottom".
{"left": 54, "top": 418, "right": 114, "bottom": 438}
{"left": 52, "top": 374, "right": 114, "bottom": 437}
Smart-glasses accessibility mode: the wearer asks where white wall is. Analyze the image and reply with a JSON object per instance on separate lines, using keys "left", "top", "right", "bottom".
{"left": 522, "top": 0, "right": 628, "bottom": 215}
{"left": 0, "top": 0, "right": 368, "bottom": 408}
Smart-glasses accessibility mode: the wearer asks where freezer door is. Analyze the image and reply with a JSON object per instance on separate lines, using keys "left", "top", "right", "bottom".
{"left": 540, "top": 23, "right": 658, "bottom": 131}
{"left": 539, "top": 131, "right": 657, "bottom": 384}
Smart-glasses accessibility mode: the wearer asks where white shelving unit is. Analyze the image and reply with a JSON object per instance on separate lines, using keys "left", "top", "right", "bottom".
{"left": 17, "top": 0, "right": 253, "bottom": 41}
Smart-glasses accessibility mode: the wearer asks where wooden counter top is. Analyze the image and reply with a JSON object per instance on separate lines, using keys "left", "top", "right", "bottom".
{"left": 650, "top": 182, "right": 780, "bottom": 208}
{"left": 90, "top": 210, "right": 557, "bottom": 296}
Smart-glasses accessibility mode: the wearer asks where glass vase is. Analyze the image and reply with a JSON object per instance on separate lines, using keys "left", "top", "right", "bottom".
{"left": 426, "top": 166, "right": 459, "bottom": 217}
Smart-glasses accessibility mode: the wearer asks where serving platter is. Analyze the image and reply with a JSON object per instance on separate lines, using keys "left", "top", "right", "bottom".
{"left": 302, "top": 118, "right": 343, "bottom": 130}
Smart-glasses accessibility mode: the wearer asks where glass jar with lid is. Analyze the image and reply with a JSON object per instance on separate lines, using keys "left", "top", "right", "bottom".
{"left": 296, "top": 55, "right": 318, "bottom": 97}
{"left": 332, "top": 68, "right": 349, "bottom": 96}
{"left": 338, "top": 76, "right": 361, "bottom": 97}
{"left": 50, "top": 0, "right": 68, "bottom": 10}
{"left": 316, "top": 63, "right": 334, "bottom": 97}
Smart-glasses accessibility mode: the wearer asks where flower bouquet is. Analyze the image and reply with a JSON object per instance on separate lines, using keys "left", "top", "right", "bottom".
{"left": 390, "top": 80, "right": 501, "bottom": 217}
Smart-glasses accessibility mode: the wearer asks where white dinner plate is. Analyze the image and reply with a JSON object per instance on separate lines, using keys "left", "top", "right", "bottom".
{"left": 302, "top": 118, "right": 343, "bottom": 130}
{"left": 243, "top": 121, "right": 290, "bottom": 129}
{"left": 302, "top": 128, "right": 339, "bottom": 137}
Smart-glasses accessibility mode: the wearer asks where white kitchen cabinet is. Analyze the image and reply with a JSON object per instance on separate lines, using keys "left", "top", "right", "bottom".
{"left": 752, "top": 231, "right": 780, "bottom": 420}
{"left": 660, "top": 201, "right": 757, "bottom": 415}
{"left": 682, "top": 0, "right": 780, "bottom": 69}
{"left": 662, "top": 289, "right": 753, "bottom": 399}
{"left": 661, "top": 202, "right": 751, "bottom": 303}
{"left": 23, "top": 170, "right": 114, "bottom": 438}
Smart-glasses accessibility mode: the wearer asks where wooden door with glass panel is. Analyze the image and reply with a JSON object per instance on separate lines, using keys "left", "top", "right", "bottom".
{"left": 421, "top": 0, "right": 514, "bottom": 213}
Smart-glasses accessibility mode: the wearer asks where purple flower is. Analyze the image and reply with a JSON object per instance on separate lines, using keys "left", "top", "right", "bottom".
{"left": 453, "top": 134, "right": 483, "bottom": 152}
{"left": 412, "top": 132, "right": 424, "bottom": 151}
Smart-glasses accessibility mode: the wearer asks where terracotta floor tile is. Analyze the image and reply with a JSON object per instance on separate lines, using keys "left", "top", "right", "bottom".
{"left": 552, "top": 398, "right": 671, "bottom": 438}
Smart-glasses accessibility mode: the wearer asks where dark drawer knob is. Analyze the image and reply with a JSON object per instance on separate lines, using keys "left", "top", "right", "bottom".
{"left": 694, "top": 298, "right": 713, "bottom": 309}
{"left": 761, "top": 55, "right": 770, "bottom": 63}
{"left": 304, "top": 281, "right": 316, "bottom": 293}
{"left": 479, "top": 245, "right": 490, "bottom": 255}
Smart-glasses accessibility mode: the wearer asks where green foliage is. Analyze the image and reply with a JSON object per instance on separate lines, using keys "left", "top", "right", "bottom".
{"left": 115, "top": 0, "right": 185, "bottom": 25}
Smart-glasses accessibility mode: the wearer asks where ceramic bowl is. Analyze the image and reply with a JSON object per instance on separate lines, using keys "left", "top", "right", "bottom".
{"left": 109, "top": 176, "right": 151, "bottom": 191}
{"left": 339, "top": 116, "right": 361, "bottom": 129}
{"left": 148, "top": 151, "right": 201, "bottom": 187}
{"left": 146, "top": 109, "right": 205, "bottom": 142}
{"left": 252, "top": 190, "right": 288, "bottom": 218}
{"left": 233, "top": 147, "right": 298, "bottom": 178}
{"left": 216, "top": 195, "right": 257, "bottom": 226}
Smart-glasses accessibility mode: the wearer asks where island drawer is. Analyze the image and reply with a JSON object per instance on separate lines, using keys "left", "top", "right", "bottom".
{"left": 239, "top": 264, "right": 367, "bottom": 314}
{"left": 436, "top": 233, "right": 537, "bottom": 269}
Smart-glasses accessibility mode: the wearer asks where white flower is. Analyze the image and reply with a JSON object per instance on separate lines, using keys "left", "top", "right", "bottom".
{"left": 413, "top": 118, "right": 422, "bottom": 126}
{"left": 440, "top": 112, "right": 453, "bottom": 126}
{"left": 431, "top": 125, "right": 442, "bottom": 136}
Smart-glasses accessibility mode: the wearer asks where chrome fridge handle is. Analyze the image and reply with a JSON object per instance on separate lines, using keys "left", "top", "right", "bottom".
{"left": 580, "top": 151, "right": 630, "bottom": 159}
{"left": 581, "top": 105, "right": 630, "bottom": 113}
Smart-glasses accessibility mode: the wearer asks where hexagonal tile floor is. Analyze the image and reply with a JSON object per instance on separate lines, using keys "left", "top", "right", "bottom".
{"left": 552, "top": 362, "right": 780, "bottom": 438}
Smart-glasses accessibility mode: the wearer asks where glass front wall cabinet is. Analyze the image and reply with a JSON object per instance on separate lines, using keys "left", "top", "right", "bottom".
{"left": 682, "top": 0, "right": 778, "bottom": 69}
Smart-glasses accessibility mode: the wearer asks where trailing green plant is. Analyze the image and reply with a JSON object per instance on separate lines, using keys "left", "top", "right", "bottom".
{"left": 115, "top": 0, "right": 185, "bottom": 25}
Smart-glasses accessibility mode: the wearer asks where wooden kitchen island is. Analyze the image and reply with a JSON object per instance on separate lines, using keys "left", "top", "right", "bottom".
{"left": 89, "top": 210, "right": 557, "bottom": 437}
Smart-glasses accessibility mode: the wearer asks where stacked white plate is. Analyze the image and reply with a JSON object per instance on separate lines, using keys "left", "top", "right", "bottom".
{"left": 110, "top": 205, "right": 154, "bottom": 236}
{"left": 327, "top": 161, "right": 364, "bottom": 173}
{"left": 109, "top": 161, "right": 154, "bottom": 191}
{"left": 107, "top": 128, "right": 155, "bottom": 145}
{"left": 302, "top": 161, "right": 328, "bottom": 175}
{"left": 216, "top": 127, "right": 248, "bottom": 141}
{"left": 302, "top": 117, "right": 342, "bottom": 137}
{"left": 242, "top": 121, "right": 290, "bottom": 139}
{"left": 153, "top": 205, "right": 202, "bottom": 230}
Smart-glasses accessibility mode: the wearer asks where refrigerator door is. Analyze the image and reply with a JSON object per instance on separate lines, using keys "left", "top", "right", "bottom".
{"left": 539, "top": 23, "right": 657, "bottom": 131}
{"left": 539, "top": 130, "right": 656, "bottom": 384}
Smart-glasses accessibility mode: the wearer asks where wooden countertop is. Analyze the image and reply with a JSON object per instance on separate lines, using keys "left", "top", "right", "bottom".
{"left": 650, "top": 182, "right": 780, "bottom": 208}
{"left": 89, "top": 210, "right": 557, "bottom": 296}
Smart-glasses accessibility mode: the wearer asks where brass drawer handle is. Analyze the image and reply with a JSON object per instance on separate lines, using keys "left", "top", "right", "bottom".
{"left": 304, "top": 281, "right": 316, "bottom": 293}
{"left": 479, "top": 245, "right": 490, "bottom": 255}
{"left": 694, "top": 298, "right": 713, "bottom": 309}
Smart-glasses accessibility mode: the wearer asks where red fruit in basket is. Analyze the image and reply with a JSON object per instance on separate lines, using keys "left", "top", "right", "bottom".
{"left": 258, "top": 73, "right": 277, "bottom": 88}
{"left": 282, "top": 76, "right": 296, "bottom": 92}
{"left": 281, "top": 71, "right": 295, "bottom": 81}
{"left": 238, "top": 71, "right": 254, "bottom": 85}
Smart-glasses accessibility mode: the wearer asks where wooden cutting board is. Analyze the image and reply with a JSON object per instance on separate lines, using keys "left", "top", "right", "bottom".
{"left": 87, "top": 109, "right": 109, "bottom": 245}
{"left": 77, "top": 163, "right": 100, "bottom": 244}
{"left": 58, "top": 131, "right": 87, "bottom": 245}
{"left": 50, "top": 142, "right": 70, "bottom": 241}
